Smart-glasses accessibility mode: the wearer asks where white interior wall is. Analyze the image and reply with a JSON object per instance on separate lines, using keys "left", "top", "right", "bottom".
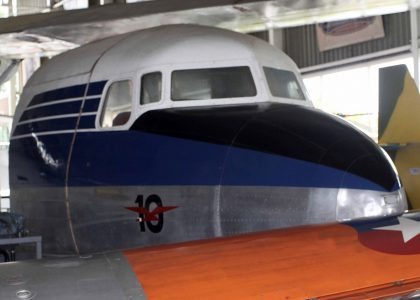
{"left": 302, "top": 53, "right": 415, "bottom": 140}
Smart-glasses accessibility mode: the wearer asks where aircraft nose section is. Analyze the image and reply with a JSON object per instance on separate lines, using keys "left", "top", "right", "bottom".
{"left": 335, "top": 152, "right": 407, "bottom": 221}
{"left": 317, "top": 125, "right": 407, "bottom": 221}
{"left": 319, "top": 129, "right": 399, "bottom": 192}
{"left": 223, "top": 103, "right": 406, "bottom": 222}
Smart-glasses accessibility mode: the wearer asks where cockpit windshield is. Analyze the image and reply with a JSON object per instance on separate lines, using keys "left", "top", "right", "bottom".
{"left": 263, "top": 67, "right": 306, "bottom": 101}
{"left": 171, "top": 66, "right": 256, "bottom": 101}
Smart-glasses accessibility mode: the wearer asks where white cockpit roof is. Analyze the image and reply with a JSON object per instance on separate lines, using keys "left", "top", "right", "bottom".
{"left": 17, "top": 24, "right": 311, "bottom": 130}
{"left": 29, "top": 24, "right": 301, "bottom": 85}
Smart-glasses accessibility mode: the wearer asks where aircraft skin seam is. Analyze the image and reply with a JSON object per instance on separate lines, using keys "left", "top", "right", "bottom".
{"left": 64, "top": 86, "right": 95, "bottom": 255}
{"left": 214, "top": 106, "right": 266, "bottom": 237}
{"left": 63, "top": 33, "right": 136, "bottom": 255}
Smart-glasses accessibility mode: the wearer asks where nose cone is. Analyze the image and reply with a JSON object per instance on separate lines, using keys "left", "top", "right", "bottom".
{"left": 229, "top": 103, "right": 401, "bottom": 193}
{"left": 319, "top": 125, "right": 399, "bottom": 192}
{"left": 221, "top": 103, "right": 406, "bottom": 221}
{"left": 333, "top": 148, "right": 407, "bottom": 221}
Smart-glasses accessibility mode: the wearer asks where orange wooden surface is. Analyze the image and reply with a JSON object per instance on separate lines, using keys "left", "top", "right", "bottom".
{"left": 124, "top": 224, "right": 420, "bottom": 299}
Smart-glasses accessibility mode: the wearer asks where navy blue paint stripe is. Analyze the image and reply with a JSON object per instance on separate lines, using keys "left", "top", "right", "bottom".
{"left": 222, "top": 146, "right": 385, "bottom": 191}
{"left": 67, "top": 131, "right": 392, "bottom": 192}
{"left": 11, "top": 130, "right": 397, "bottom": 192}
{"left": 87, "top": 81, "right": 107, "bottom": 96}
{"left": 29, "top": 84, "right": 86, "bottom": 107}
{"left": 13, "top": 117, "right": 78, "bottom": 136}
{"left": 82, "top": 98, "right": 100, "bottom": 113}
{"left": 28, "top": 81, "right": 106, "bottom": 107}
{"left": 78, "top": 115, "right": 96, "bottom": 129}
{"left": 20, "top": 101, "right": 83, "bottom": 122}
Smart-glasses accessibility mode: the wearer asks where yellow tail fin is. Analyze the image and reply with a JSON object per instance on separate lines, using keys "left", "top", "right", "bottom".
{"left": 379, "top": 64, "right": 420, "bottom": 144}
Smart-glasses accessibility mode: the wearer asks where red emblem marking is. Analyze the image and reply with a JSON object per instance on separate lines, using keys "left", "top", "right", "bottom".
{"left": 358, "top": 230, "right": 420, "bottom": 255}
{"left": 125, "top": 206, "right": 178, "bottom": 222}
{"left": 356, "top": 217, "right": 420, "bottom": 255}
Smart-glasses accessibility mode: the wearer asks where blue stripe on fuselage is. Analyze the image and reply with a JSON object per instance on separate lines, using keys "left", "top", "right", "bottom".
{"left": 87, "top": 81, "right": 107, "bottom": 96}
{"left": 28, "top": 81, "right": 106, "bottom": 107}
{"left": 20, "top": 100, "right": 83, "bottom": 121}
{"left": 14, "top": 117, "right": 79, "bottom": 136}
{"left": 65, "top": 131, "right": 389, "bottom": 191}
{"left": 13, "top": 82, "right": 105, "bottom": 137}
{"left": 10, "top": 133, "right": 73, "bottom": 186}
{"left": 29, "top": 84, "right": 86, "bottom": 107}
{"left": 11, "top": 130, "right": 391, "bottom": 191}
{"left": 19, "top": 98, "right": 100, "bottom": 122}
{"left": 78, "top": 115, "right": 96, "bottom": 129}
{"left": 14, "top": 115, "right": 96, "bottom": 136}
{"left": 82, "top": 98, "right": 100, "bottom": 113}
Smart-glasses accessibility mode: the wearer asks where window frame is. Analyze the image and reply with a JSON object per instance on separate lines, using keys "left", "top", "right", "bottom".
{"left": 170, "top": 66, "right": 257, "bottom": 102}
{"left": 166, "top": 60, "right": 261, "bottom": 107}
{"left": 263, "top": 66, "right": 307, "bottom": 101}
{"left": 139, "top": 71, "right": 164, "bottom": 106}
{"left": 96, "top": 75, "right": 135, "bottom": 130}
{"left": 258, "top": 65, "right": 313, "bottom": 108}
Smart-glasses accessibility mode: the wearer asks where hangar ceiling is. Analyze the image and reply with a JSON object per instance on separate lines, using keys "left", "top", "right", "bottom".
{"left": 0, "top": 0, "right": 417, "bottom": 58}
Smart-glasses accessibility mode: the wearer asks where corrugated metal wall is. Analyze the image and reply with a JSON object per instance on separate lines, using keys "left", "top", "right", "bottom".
{"left": 283, "top": 12, "right": 410, "bottom": 69}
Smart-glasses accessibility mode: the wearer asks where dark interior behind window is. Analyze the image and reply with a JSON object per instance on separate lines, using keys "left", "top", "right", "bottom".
{"left": 263, "top": 67, "right": 306, "bottom": 100}
{"left": 171, "top": 66, "right": 256, "bottom": 101}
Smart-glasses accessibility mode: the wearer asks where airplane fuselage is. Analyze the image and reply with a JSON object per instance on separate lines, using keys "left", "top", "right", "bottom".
{"left": 9, "top": 25, "right": 406, "bottom": 254}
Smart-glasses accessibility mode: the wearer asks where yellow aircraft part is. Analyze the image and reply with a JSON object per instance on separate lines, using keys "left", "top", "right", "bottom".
{"left": 394, "top": 143, "right": 420, "bottom": 209}
{"left": 379, "top": 73, "right": 420, "bottom": 144}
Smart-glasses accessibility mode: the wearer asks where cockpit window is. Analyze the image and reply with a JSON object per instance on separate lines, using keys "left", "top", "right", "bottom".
{"left": 100, "top": 80, "right": 132, "bottom": 128}
{"left": 263, "top": 67, "right": 306, "bottom": 100}
{"left": 171, "top": 66, "right": 256, "bottom": 101}
{"left": 141, "top": 72, "right": 162, "bottom": 105}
